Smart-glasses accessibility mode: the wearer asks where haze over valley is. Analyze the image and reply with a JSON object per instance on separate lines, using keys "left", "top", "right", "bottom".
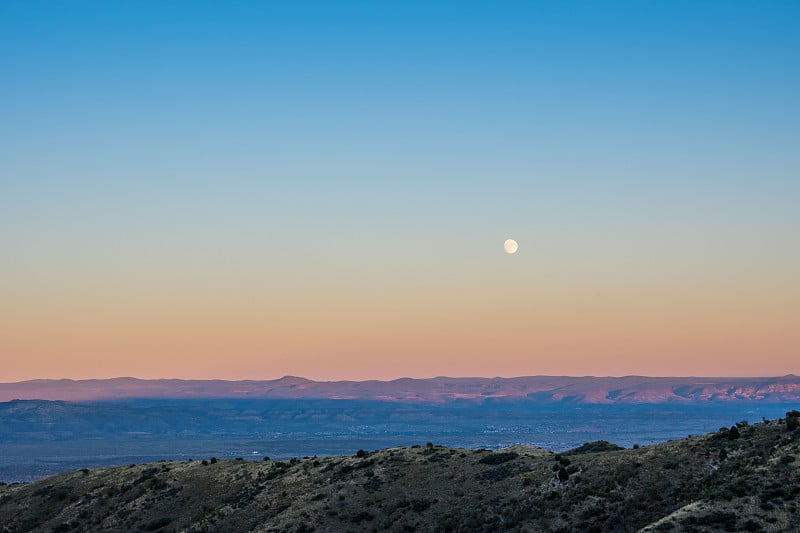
{"left": 2, "top": 375, "right": 798, "bottom": 483}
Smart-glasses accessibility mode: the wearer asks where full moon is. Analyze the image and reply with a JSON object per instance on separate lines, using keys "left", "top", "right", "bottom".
{"left": 503, "top": 239, "right": 518, "bottom": 254}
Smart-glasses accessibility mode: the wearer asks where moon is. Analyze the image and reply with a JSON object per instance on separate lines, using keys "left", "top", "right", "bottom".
{"left": 503, "top": 239, "right": 518, "bottom": 254}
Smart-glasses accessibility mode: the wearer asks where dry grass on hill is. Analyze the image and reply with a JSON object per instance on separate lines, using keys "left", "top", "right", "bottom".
{"left": 1, "top": 412, "right": 798, "bottom": 532}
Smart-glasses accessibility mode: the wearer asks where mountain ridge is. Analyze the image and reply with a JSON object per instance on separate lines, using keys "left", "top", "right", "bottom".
{"left": 2, "top": 375, "right": 799, "bottom": 403}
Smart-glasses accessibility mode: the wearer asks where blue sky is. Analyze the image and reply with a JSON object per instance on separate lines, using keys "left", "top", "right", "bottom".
{"left": 1, "top": 1, "right": 798, "bottom": 379}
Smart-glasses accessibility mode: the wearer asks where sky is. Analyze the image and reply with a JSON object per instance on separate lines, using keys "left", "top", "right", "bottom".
{"left": 1, "top": 1, "right": 798, "bottom": 381}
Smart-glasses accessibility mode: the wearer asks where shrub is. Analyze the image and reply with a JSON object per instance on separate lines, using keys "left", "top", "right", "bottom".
{"left": 566, "top": 441, "right": 624, "bottom": 454}
{"left": 356, "top": 449, "right": 368, "bottom": 458}
{"left": 787, "top": 411, "right": 800, "bottom": 431}
{"left": 143, "top": 517, "right": 172, "bottom": 531}
{"left": 478, "top": 452, "right": 518, "bottom": 465}
{"left": 350, "top": 511, "right": 374, "bottom": 523}
{"left": 411, "top": 498, "right": 434, "bottom": 512}
{"left": 719, "top": 449, "right": 728, "bottom": 461}
{"left": 743, "top": 519, "right": 760, "bottom": 532}
{"left": 210, "top": 457, "right": 217, "bottom": 464}
{"left": 728, "top": 426, "right": 740, "bottom": 440}
{"left": 558, "top": 467, "right": 570, "bottom": 482}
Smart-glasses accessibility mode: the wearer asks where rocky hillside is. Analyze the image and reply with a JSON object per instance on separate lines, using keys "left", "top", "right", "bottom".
{"left": 1, "top": 412, "right": 798, "bottom": 532}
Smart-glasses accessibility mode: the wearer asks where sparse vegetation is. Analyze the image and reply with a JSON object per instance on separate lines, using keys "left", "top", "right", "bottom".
{"left": 1, "top": 415, "right": 799, "bottom": 532}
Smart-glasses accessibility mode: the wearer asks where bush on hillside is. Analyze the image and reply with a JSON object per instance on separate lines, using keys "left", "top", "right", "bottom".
{"left": 786, "top": 411, "right": 800, "bottom": 431}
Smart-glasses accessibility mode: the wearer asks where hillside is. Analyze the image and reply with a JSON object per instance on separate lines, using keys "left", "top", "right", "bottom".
{"left": 1, "top": 412, "right": 798, "bottom": 532}
{"left": 2, "top": 375, "right": 800, "bottom": 404}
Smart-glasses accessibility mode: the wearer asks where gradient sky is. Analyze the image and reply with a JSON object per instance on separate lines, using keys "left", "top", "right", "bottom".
{"left": 1, "top": 1, "right": 798, "bottom": 381}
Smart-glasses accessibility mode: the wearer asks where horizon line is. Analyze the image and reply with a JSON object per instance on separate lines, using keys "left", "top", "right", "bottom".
{"left": 3, "top": 373, "right": 799, "bottom": 386}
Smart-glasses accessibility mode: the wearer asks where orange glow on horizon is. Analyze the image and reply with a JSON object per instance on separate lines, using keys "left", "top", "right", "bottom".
{"left": 2, "top": 266, "right": 797, "bottom": 382}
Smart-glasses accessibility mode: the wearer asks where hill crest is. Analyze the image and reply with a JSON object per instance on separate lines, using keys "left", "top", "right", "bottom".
{"left": 1, "top": 412, "right": 798, "bottom": 532}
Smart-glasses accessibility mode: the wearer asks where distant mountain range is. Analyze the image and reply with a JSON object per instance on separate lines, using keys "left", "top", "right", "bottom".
{"left": 2, "top": 375, "right": 799, "bottom": 403}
